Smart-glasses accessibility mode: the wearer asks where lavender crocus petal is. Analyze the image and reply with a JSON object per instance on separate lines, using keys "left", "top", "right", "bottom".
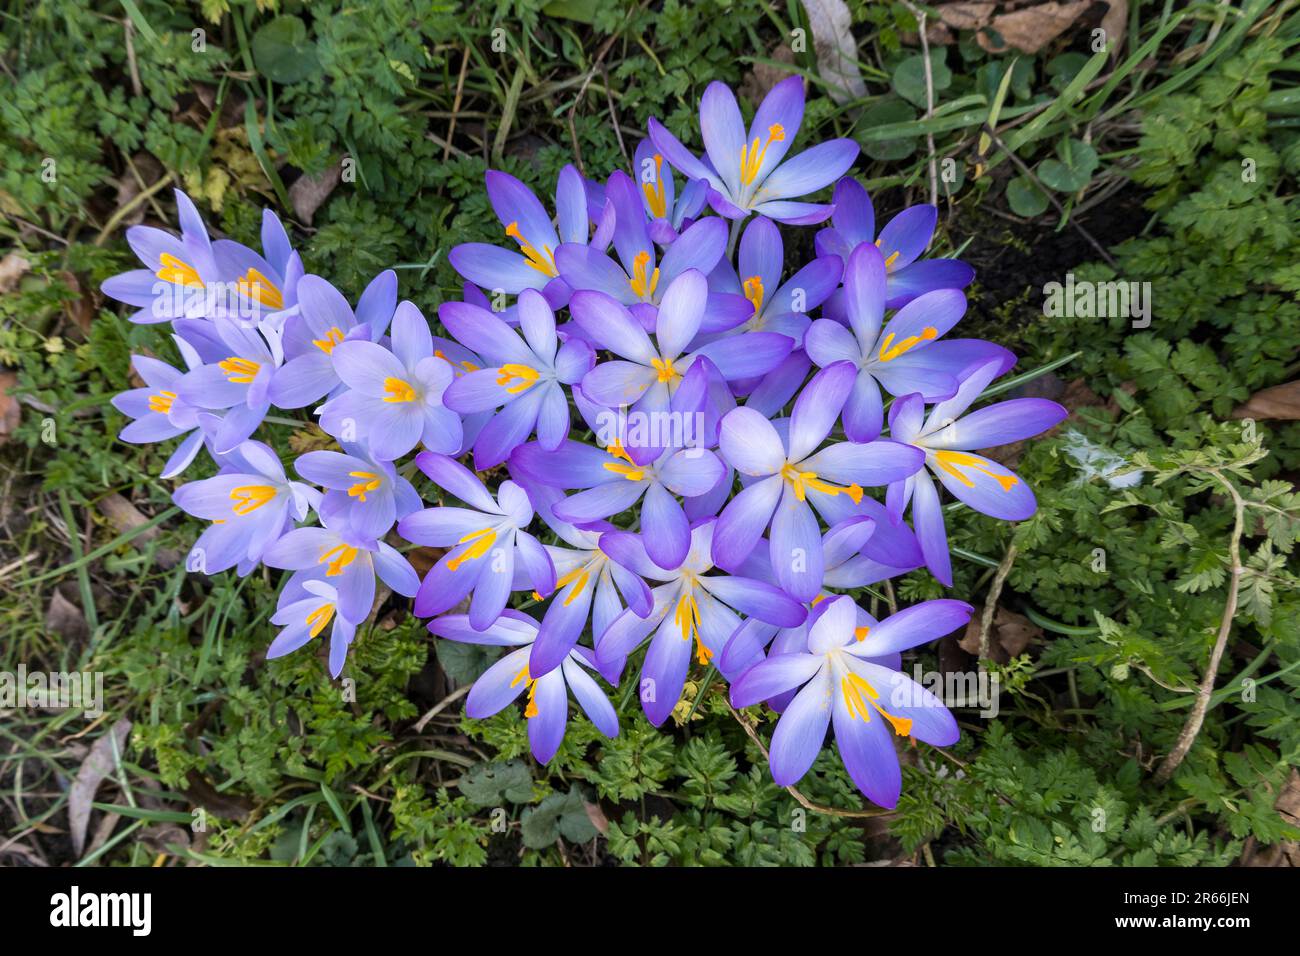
{"left": 552, "top": 478, "right": 646, "bottom": 525}
{"left": 297, "top": 275, "right": 355, "bottom": 338}
{"left": 699, "top": 573, "right": 805, "bottom": 627}
{"left": 175, "top": 364, "right": 244, "bottom": 409}
{"left": 640, "top": 482, "right": 690, "bottom": 570}
{"left": 569, "top": 290, "right": 656, "bottom": 362}
{"left": 267, "top": 617, "right": 315, "bottom": 661}
{"left": 554, "top": 244, "right": 635, "bottom": 301}
{"left": 698, "top": 81, "right": 747, "bottom": 195}
{"left": 654, "top": 269, "right": 707, "bottom": 359}
{"left": 788, "top": 360, "right": 855, "bottom": 461}
{"left": 877, "top": 205, "right": 937, "bottom": 270}
{"left": 553, "top": 338, "right": 594, "bottom": 384}
{"left": 719, "top": 618, "right": 775, "bottom": 681}
{"left": 263, "top": 527, "right": 334, "bottom": 570}
{"left": 926, "top": 398, "right": 1068, "bottom": 451}
{"left": 375, "top": 542, "right": 420, "bottom": 597}
{"left": 803, "top": 439, "right": 924, "bottom": 487}
{"left": 328, "top": 617, "right": 358, "bottom": 678}
{"left": 688, "top": 331, "right": 792, "bottom": 381}
{"left": 562, "top": 657, "right": 618, "bottom": 738}
{"left": 269, "top": 352, "right": 334, "bottom": 408}
{"left": 718, "top": 407, "right": 784, "bottom": 476}
{"left": 120, "top": 415, "right": 185, "bottom": 443}
{"left": 852, "top": 659, "right": 960, "bottom": 746}
{"left": 871, "top": 359, "right": 959, "bottom": 402}
{"left": 888, "top": 391, "right": 926, "bottom": 443}
{"left": 514, "top": 530, "right": 556, "bottom": 595}
{"left": 443, "top": 368, "right": 516, "bottom": 414}
{"left": 755, "top": 139, "right": 859, "bottom": 202}
{"left": 391, "top": 301, "right": 434, "bottom": 369}
{"left": 532, "top": 576, "right": 596, "bottom": 675}
{"left": 535, "top": 383, "right": 570, "bottom": 450}
{"left": 581, "top": 360, "right": 659, "bottom": 409}
{"left": 555, "top": 165, "right": 589, "bottom": 245}
{"left": 212, "top": 402, "right": 267, "bottom": 454}
{"left": 102, "top": 270, "right": 162, "bottom": 309}
{"left": 931, "top": 451, "right": 1038, "bottom": 521}
{"left": 769, "top": 668, "right": 832, "bottom": 786}
{"left": 438, "top": 301, "right": 534, "bottom": 367}
{"left": 428, "top": 612, "right": 534, "bottom": 646}
{"left": 823, "top": 515, "right": 876, "bottom": 567}
{"left": 770, "top": 484, "right": 824, "bottom": 602}
{"left": 331, "top": 340, "right": 407, "bottom": 394}
{"left": 658, "top": 449, "right": 725, "bottom": 498}
{"left": 516, "top": 288, "right": 557, "bottom": 364}
{"left": 833, "top": 683, "right": 901, "bottom": 808}
{"left": 511, "top": 440, "right": 617, "bottom": 489}
{"left": 161, "top": 431, "right": 205, "bottom": 479}
{"left": 842, "top": 371, "right": 885, "bottom": 443}
{"left": 356, "top": 269, "right": 398, "bottom": 337}
{"left": 769, "top": 255, "right": 842, "bottom": 316}
{"left": 468, "top": 538, "right": 513, "bottom": 630}
{"left": 597, "top": 600, "right": 666, "bottom": 663}
{"left": 744, "top": 350, "right": 810, "bottom": 418}
{"left": 831, "top": 178, "right": 875, "bottom": 246}
{"left": 658, "top": 218, "right": 727, "bottom": 288}
{"left": 333, "top": 559, "right": 375, "bottom": 624}
{"left": 749, "top": 75, "right": 804, "bottom": 177}
{"left": 876, "top": 287, "right": 967, "bottom": 357}
{"left": 640, "top": 617, "right": 692, "bottom": 726}
{"left": 886, "top": 258, "right": 975, "bottom": 307}
{"left": 465, "top": 647, "right": 532, "bottom": 718}
{"left": 853, "top": 599, "right": 973, "bottom": 657}
{"left": 910, "top": 469, "right": 952, "bottom": 587}
{"left": 647, "top": 117, "right": 722, "bottom": 188}
{"left": 844, "top": 242, "right": 888, "bottom": 349}
{"left": 413, "top": 452, "right": 499, "bottom": 512}
{"left": 923, "top": 354, "right": 1014, "bottom": 432}
{"left": 486, "top": 170, "right": 560, "bottom": 253}
{"left": 730, "top": 651, "right": 821, "bottom": 708}
{"left": 712, "top": 474, "right": 781, "bottom": 570}
{"left": 525, "top": 670, "right": 568, "bottom": 763}
{"left": 448, "top": 244, "right": 540, "bottom": 294}
{"left": 749, "top": 200, "right": 834, "bottom": 225}
{"left": 737, "top": 216, "right": 782, "bottom": 300}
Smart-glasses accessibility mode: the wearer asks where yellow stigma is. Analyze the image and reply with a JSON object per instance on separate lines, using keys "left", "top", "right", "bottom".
{"left": 219, "top": 356, "right": 260, "bottom": 384}
{"left": 236, "top": 267, "right": 284, "bottom": 310}
{"left": 603, "top": 461, "right": 646, "bottom": 482}
{"left": 779, "top": 464, "right": 863, "bottom": 504}
{"left": 642, "top": 154, "right": 667, "bottom": 219}
{"left": 447, "top": 527, "right": 495, "bottom": 571}
{"left": 743, "top": 275, "right": 764, "bottom": 314}
{"left": 841, "top": 671, "right": 912, "bottom": 735}
{"left": 382, "top": 377, "right": 416, "bottom": 403}
{"left": 156, "top": 253, "right": 204, "bottom": 289}
{"left": 319, "top": 543, "right": 359, "bottom": 576}
{"left": 877, "top": 327, "right": 938, "bottom": 363}
{"left": 305, "top": 602, "right": 336, "bottom": 638}
{"left": 313, "top": 327, "right": 345, "bottom": 354}
{"left": 148, "top": 390, "right": 177, "bottom": 414}
{"left": 505, "top": 221, "right": 558, "bottom": 278}
{"left": 434, "top": 350, "right": 479, "bottom": 374}
{"left": 932, "top": 450, "right": 1019, "bottom": 492}
{"left": 854, "top": 625, "right": 871, "bottom": 642}
{"left": 739, "top": 124, "right": 785, "bottom": 187}
{"left": 554, "top": 565, "right": 592, "bottom": 606}
{"left": 511, "top": 664, "right": 540, "bottom": 718}
{"left": 229, "top": 484, "right": 276, "bottom": 516}
{"left": 496, "top": 363, "right": 539, "bottom": 394}
{"left": 872, "top": 239, "right": 901, "bottom": 271}
{"left": 629, "top": 250, "right": 661, "bottom": 300}
{"left": 346, "top": 470, "right": 382, "bottom": 502}
{"left": 606, "top": 440, "right": 634, "bottom": 464}
{"left": 650, "top": 356, "right": 677, "bottom": 383}
{"left": 674, "top": 590, "right": 712, "bottom": 665}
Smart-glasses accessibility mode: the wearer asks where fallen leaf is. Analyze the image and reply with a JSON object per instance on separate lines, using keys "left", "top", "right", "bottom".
{"left": 0, "top": 252, "right": 31, "bottom": 294}
{"left": 1100, "top": 0, "right": 1128, "bottom": 57}
{"left": 68, "top": 717, "right": 132, "bottom": 858}
{"left": 583, "top": 799, "right": 610, "bottom": 836}
{"left": 977, "top": 1, "right": 1093, "bottom": 54}
{"left": 800, "top": 0, "right": 869, "bottom": 105}
{"left": 98, "top": 492, "right": 159, "bottom": 542}
{"left": 960, "top": 607, "right": 1043, "bottom": 662}
{"left": 182, "top": 770, "right": 255, "bottom": 820}
{"left": 289, "top": 161, "right": 342, "bottom": 225}
{"left": 1230, "top": 381, "right": 1300, "bottom": 421}
{"left": 45, "top": 588, "right": 88, "bottom": 643}
{"left": 741, "top": 44, "right": 797, "bottom": 105}
{"left": 0, "top": 370, "right": 19, "bottom": 445}
{"left": 936, "top": 2, "right": 996, "bottom": 31}
{"left": 59, "top": 271, "right": 94, "bottom": 336}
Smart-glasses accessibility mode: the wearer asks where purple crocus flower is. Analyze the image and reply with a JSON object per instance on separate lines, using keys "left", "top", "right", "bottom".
{"left": 712, "top": 362, "right": 924, "bottom": 601}
{"left": 885, "top": 357, "right": 1069, "bottom": 586}
{"left": 573, "top": 270, "right": 793, "bottom": 423}
{"left": 648, "top": 76, "right": 858, "bottom": 225}
{"left": 172, "top": 439, "right": 318, "bottom": 575}
{"left": 440, "top": 288, "right": 594, "bottom": 468}
{"left": 317, "top": 302, "right": 462, "bottom": 461}
{"left": 269, "top": 270, "right": 397, "bottom": 408}
{"left": 267, "top": 575, "right": 358, "bottom": 678}
{"left": 730, "top": 595, "right": 971, "bottom": 806}
{"left": 294, "top": 443, "right": 421, "bottom": 541}
{"left": 816, "top": 178, "right": 974, "bottom": 309}
{"left": 516, "top": 482, "right": 653, "bottom": 677}
{"left": 397, "top": 453, "right": 555, "bottom": 628}
{"left": 448, "top": 167, "right": 610, "bottom": 308}
{"left": 173, "top": 315, "right": 281, "bottom": 454}
{"left": 555, "top": 172, "right": 746, "bottom": 331}
{"left": 262, "top": 509, "right": 419, "bottom": 625}
{"left": 210, "top": 207, "right": 299, "bottom": 328}
{"left": 628, "top": 139, "right": 711, "bottom": 244}
{"left": 429, "top": 611, "right": 618, "bottom": 764}
{"left": 112, "top": 349, "right": 208, "bottom": 478}
{"left": 705, "top": 215, "right": 842, "bottom": 345}
{"left": 805, "top": 243, "right": 983, "bottom": 442}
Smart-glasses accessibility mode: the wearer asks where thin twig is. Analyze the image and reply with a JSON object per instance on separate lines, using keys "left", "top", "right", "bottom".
{"left": 413, "top": 684, "right": 471, "bottom": 733}
{"left": 899, "top": 1, "right": 938, "bottom": 205}
{"left": 977, "top": 543, "right": 1018, "bottom": 660}
{"left": 94, "top": 171, "right": 174, "bottom": 246}
{"left": 444, "top": 46, "right": 471, "bottom": 163}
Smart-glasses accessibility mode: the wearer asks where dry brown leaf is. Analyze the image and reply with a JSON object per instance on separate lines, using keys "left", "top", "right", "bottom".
{"left": 0, "top": 251, "right": 30, "bottom": 293}
{"left": 290, "top": 161, "right": 343, "bottom": 225}
{"left": 741, "top": 44, "right": 797, "bottom": 106}
{"left": 1100, "top": 0, "right": 1128, "bottom": 57}
{"left": 68, "top": 717, "right": 132, "bottom": 858}
{"left": 800, "top": 0, "right": 868, "bottom": 106}
{"left": 960, "top": 607, "right": 1043, "bottom": 662}
{"left": 583, "top": 800, "right": 610, "bottom": 836}
{"left": 937, "top": 1, "right": 996, "bottom": 30}
{"left": 1230, "top": 381, "right": 1300, "bottom": 421}
{"left": 0, "top": 370, "right": 19, "bottom": 445}
{"left": 98, "top": 492, "right": 158, "bottom": 542}
{"left": 977, "top": 1, "right": 1092, "bottom": 54}
{"left": 45, "top": 588, "right": 88, "bottom": 643}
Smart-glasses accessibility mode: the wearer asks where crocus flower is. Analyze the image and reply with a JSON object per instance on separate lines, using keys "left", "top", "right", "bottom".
{"left": 816, "top": 178, "right": 974, "bottom": 309}
{"left": 397, "top": 453, "right": 555, "bottom": 628}
{"left": 429, "top": 611, "right": 618, "bottom": 763}
{"left": 318, "top": 302, "right": 462, "bottom": 461}
{"left": 269, "top": 271, "right": 397, "bottom": 408}
{"left": 596, "top": 138, "right": 710, "bottom": 245}
{"left": 712, "top": 362, "right": 924, "bottom": 600}
{"left": 648, "top": 76, "right": 858, "bottom": 224}
{"left": 262, "top": 509, "right": 419, "bottom": 624}
{"left": 172, "top": 440, "right": 318, "bottom": 575}
{"left": 573, "top": 270, "right": 793, "bottom": 422}
{"left": 112, "top": 348, "right": 209, "bottom": 478}
{"left": 210, "top": 207, "right": 298, "bottom": 328}
{"left": 515, "top": 482, "right": 653, "bottom": 676}
{"left": 295, "top": 442, "right": 422, "bottom": 541}
{"left": 885, "top": 358, "right": 1069, "bottom": 586}
{"left": 730, "top": 595, "right": 972, "bottom": 806}
{"left": 267, "top": 575, "right": 358, "bottom": 678}
{"left": 440, "top": 288, "right": 594, "bottom": 468}
{"left": 448, "top": 167, "right": 610, "bottom": 307}
{"left": 704, "top": 215, "right": 842, "bottom": 345}
{"left": 173, "top": 315, "right": 281, "bottom": 454}
{"left": 556, "top": 172, "right": 747, "bottom": 331}
{"left": 805, "top": 242, "right": 982, "bottom": 442}
{"left": 596, "top": 519, "right": 806, "bottom": 725}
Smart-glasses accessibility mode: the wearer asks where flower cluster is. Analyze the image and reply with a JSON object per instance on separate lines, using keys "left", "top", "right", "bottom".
{"left": 105, "top": 78, "right": 1066, "bottom": 808}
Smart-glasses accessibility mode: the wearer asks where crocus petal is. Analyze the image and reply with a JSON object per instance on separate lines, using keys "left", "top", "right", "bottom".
{"left": 876, "top": 205, "right": 936, "bottom": 271}
{"left": 788, "top": 360, "right": 855, "bottom": 461}
{"left": 911, "top": 470, "right": 952, "bottom": 587}
{"left": 730, "top": 651, "right": 821, "bottom": 708}
{"left": 925, "top": 398, "right": 1068, "bottom": 451}
{"left": 699, "top": 573, "right": 805, "bottom": 627}
{"left": 570, "top": 290, "right": 657, "bottom": 363}
{"left": 930, "top": 451, "right": 1038, "bottom": 521}
{"left": 465, "top": 647, "right": 532, "bottom": 718}
{"left": 712, "top": 474, "right": 782, "bottom": 570}
{"left": 756, "top": 139, "right": 858, "bottom": 202}
{"left": 563, "top": 657, "right": 618, "bottom": 738}
{"left": 832, "top": 683, "right": 902, "bottom": 808}
{"left": 769, "top": 668, "right": 832, "bottom": 786}
{"left": 640, "top": 482, "right": 690, "bottom": 570}
{"left": 687, "top": 332, "right": 792, "bottom": 381}
{"left": 803, "top": 438, "right": 924, "bottom": 487}
{"left": 770, "top": 484, "right": 824, "bottom": 602}
{"left": 853, "top": 599, "right": 973, "bottom": 657}
{"left": 718, "top": 406, "right": 784, "bottom": 476}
